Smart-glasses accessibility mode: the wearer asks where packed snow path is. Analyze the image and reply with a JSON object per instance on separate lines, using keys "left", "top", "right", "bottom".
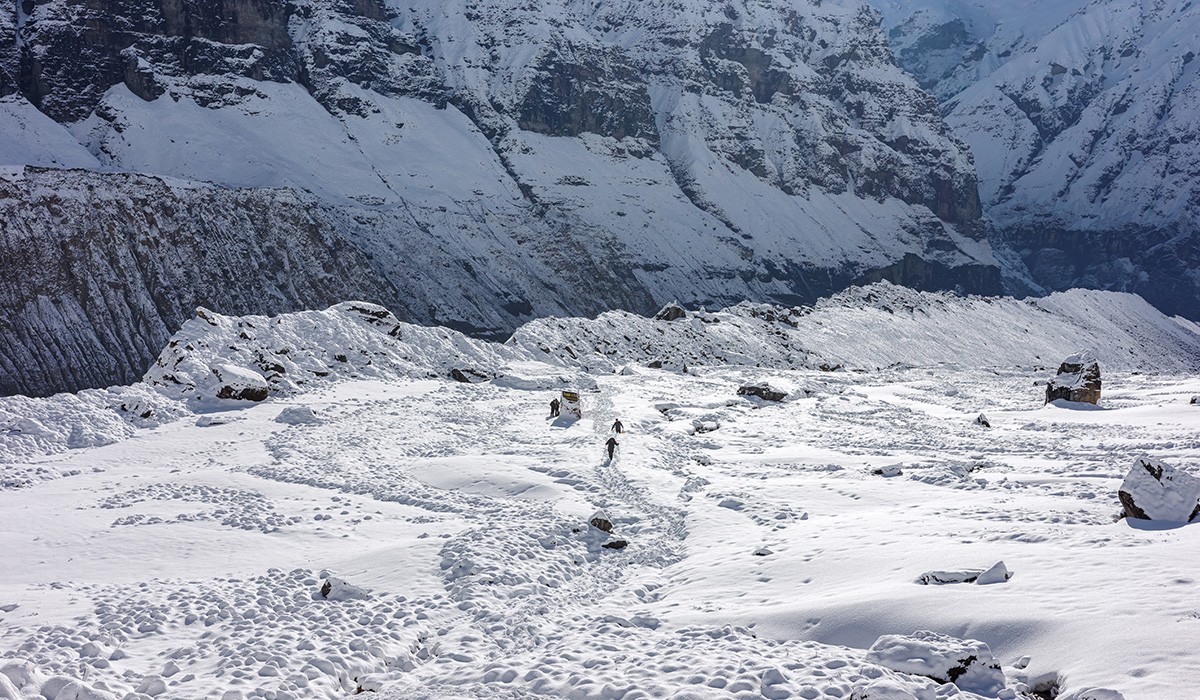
{"left": 2, "top": 366, "right": 1200, "bottom": 699}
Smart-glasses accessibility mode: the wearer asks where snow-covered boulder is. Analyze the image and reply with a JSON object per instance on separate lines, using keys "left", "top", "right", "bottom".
{"left": 1045, "top": 353, "right": 1101, "bottom": 405}
{"left": 654, "top": 302, "right": 687, "bottom": 322}
{"left": 318, "top": 576, "right": 370, "bottom": 601}
{"left": 1191, "top": 396, "right": 1200, "bottom": 405}
{"left": 1057, "top": 689, "right": 1126, "bottom": 700}
{"left": 1118, "top": 457, "right": 1200, "bottom": 523}
{"left": 449, "top": 368, "right": 491, "bottom": 383}
{"left": 873, "top": 464, "right": 903, "bottom": 477}
{"left": 209, "top": 364, "right": 269, "bottom": 402}
{"left": 737, "top": 383, "right": 788, "bottom": 402}
{"left": 275, "top": 406, "right": 321, "bottom": 425}
{"left": 975, "top": 413, "right": 991, "bottom": 428}
{"left": 916, "top": 561, "right": 1011, "bottom": 585}
{"left": 866, "top": 630, "right": 1005, "bottom": 696}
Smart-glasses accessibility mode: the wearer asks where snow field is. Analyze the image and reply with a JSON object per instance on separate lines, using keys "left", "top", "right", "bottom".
{"left": 1, "top": 362, "right": 1198, "bottom": 699}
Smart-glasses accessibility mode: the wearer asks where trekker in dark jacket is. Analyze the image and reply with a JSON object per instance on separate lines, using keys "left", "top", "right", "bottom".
{"left": 611, "top": 418, "right": 624, "bottom": 434}
{"left": 550, "top": 398, "right": 560, "bottom": 417}
{"left": 606, "top": 437, "right": 619, "bottom": 460}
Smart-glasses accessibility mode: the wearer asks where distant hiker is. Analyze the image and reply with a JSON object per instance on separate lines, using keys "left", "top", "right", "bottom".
{"left": 606, "top": 437, "right": 619, "bottom": 461}
{"left": 550, "top": 397, "right": 561, "bottom": 417}
{"left": 611, "top": 418, "right": 624, "bottom": 434}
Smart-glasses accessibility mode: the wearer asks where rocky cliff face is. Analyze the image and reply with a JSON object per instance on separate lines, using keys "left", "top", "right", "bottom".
{"left": 0, "top": 0, "right": 1000, "bottom": 396}
{"left": 877, "top": 0, "right": 1200, "bottom": 317}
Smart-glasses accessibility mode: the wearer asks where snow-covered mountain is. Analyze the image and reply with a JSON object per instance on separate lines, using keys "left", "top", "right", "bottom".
{"left": 876, "top": 0, "right": 1200, "bottom": 317}
{"left": 0, "top": 0, "right": 1000, "bottom": 397}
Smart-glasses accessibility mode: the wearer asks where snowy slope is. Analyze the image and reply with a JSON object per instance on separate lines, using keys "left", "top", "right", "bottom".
{"left": 4, "top": 282, "right": 1198, "bottom": 464}
{"left": 512, "top": 282, "right": 1200, "bottom": 375}
{"left": 2, "top": 289, "right": 1199, "bottom": 700}
{"left": 877, "top": 0, "right": 1200, "bottom": 317}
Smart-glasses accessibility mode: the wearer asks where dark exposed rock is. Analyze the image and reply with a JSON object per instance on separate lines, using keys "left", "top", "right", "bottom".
{"left": 654, "top": 302, "right": 687, "bottom": 321}
{"left": 1045, "top": 353, "right": 1101, "bottom": 405}
{"left": 449, "top": 368, "right": 490, "bottom": 383}
{"left": 737, "top": 383, "right": 787, "bottom": 402}
{"left": 975, "top": 413, "right": 991, "bottom": 428}
{"left": 589, "top": 513, "right": 613, "bottom": 533}
{"left": 517, "top": 42, "right": 656, "bottom": 142}
{"left": 601, "top": 539, "right": 628, "bottom": 550}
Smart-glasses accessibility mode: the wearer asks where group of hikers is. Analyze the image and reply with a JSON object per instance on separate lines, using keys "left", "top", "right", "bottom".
{"left": 549, "top": 395, "right": 624, "bottom": 461}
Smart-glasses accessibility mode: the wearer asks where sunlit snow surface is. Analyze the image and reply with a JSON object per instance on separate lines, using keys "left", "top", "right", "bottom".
{"left": 2, "top": 289, "right": 1200, "bottom": 699}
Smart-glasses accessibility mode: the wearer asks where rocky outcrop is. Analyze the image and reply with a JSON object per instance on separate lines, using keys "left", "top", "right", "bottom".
{"left": 1118, "top": 457, "right": 1200, "bottom": 523}
{"left": 1045, "top": 354, "right": 1101, "bottom": 405}
{"left": 0, "top": 169, "right": 400, "bottom": 397}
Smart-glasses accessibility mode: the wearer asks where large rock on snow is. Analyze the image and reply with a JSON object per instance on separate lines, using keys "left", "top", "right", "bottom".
{"left": 737, "top": 383, "right": 788, "bottom": 402}
{"left": 210, "top": 364, "right": 269, "bottom": 402}
{"left": 654, "top": 302, "right": 687, "bottom": 322}
{"left": 916, "top": 561, "right": 1010, "bottom": 585}
{"left": 1118, "top": 457, "right": 1200, "bottom": 523}
{"left": 866, "top": 630, "right": 1005, "bottom": 697}
{"left": 318, "top": 575, "right": 370, "bottom": 601}
{"left": 1045, "top": 353, "right": 1102, "bottom": 405}
{"left": 589, "top": 510, "right": 614, "bottom": 533}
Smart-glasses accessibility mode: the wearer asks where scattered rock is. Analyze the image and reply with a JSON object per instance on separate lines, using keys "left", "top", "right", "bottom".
{"left": 1118, "top": 456, "right": 1200, "bottom": 522}
{"left": 318, "top": 575, "right": 370, "bottom": 601}
{"left": 818, "top": 362, "right": 843, "bottom": 372}
{"left": 866, "top": 630, "right": 1005, "bottom": 696}
{"left": 1057, "top": 689, "right": 1126, "bottom": 700}
{"left": 654, "top": 302, "right": 687, "bottom": 321}
{"left": 275, "top": 406, "right": 321, "bottom": 425}
{"left": 873, "top": 464, "right": 903, "bottom": 477}
{"left": 449, "top": 368, "right": 491, "bottom": 383}
{"left": 209, "top": 364, "right": 269, "bottom": 402}
{"left": 753, "top": 547, "right": 773, "bottom": 556}
{"left": 737, "top": 383, "right": 788, "bottom": 402}
{"left": 601, "top": 540, "right": 628, "bottom": 550}
{"left": 1191, "top": 396, "right": 1200, "bottom": 405}
{"left": 195, "top": 415, "right": 239, "bottom": 427}
{"left": 589, "top": 511, "right": 614, "bottom": 533}
{"left": 975, "top": 413, "right": 991, "bottom": 428}
{"left": 1045, "top": 353, "right": 1101, "bottom": 405}
{"left": 916, "top": 561, "right": 1011, "bottom": 585}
